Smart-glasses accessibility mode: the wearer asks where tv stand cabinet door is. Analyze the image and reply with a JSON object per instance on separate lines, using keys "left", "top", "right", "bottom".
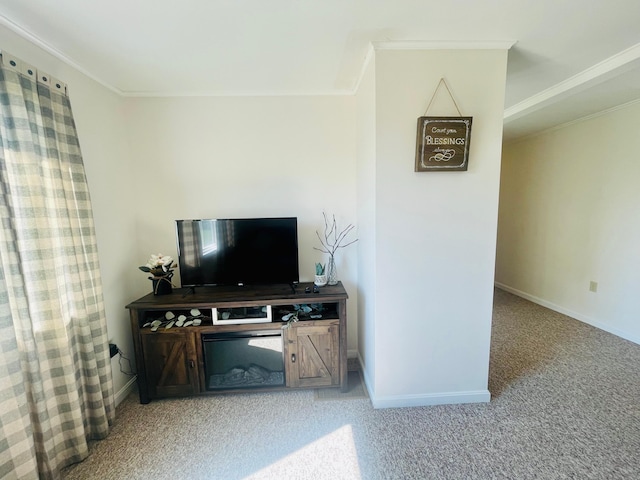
{"left": 140, "top": 330, "right": 199, "bottom": 399}
{"left": 284, "top": 321, "right": 339, "bottom": 388}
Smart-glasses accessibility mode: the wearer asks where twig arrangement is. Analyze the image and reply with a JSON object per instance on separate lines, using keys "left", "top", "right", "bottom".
{"left": 314, "top": 212, "right": 358, "bottom": 258}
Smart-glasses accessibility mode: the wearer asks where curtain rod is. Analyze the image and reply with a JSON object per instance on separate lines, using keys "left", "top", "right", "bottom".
{"left": 0, "top": 50, "right": 68, "bottom": 95}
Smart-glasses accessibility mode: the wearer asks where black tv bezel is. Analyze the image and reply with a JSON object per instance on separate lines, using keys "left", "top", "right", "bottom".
{"left": 175, "top": 217, "right": 300, "bottom": 288}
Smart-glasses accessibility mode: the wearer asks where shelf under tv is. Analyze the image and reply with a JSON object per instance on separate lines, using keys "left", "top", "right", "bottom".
{"left": 125, "top": 282, "right": 348, "bottom": 403}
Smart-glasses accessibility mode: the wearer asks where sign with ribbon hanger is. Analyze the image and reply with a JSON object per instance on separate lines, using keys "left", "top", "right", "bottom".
{"left": 415, "top": 78, "right": 472, "bottom": 172}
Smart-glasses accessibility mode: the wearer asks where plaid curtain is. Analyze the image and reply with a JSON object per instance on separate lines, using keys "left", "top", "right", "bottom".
{"left": 0, "top": 53, "right": 114, "bottom": 479}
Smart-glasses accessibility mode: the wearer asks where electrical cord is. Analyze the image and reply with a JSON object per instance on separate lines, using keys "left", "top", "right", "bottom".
{"left": 116, "top": 347, "right": 136, "bottom": 376}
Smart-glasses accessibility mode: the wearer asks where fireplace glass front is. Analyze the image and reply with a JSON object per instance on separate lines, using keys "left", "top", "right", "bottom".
{"left": 202, "top": 330, "right": 284, "bottom": 390}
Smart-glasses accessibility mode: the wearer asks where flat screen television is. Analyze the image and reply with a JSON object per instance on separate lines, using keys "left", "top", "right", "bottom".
{"left": 175, "top": 217, "right": 299, "bottom": 287}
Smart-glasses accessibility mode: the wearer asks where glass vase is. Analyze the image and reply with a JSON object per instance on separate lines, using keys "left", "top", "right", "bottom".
{"left": 327, "top": 255, "right": 338, "bottom": 285}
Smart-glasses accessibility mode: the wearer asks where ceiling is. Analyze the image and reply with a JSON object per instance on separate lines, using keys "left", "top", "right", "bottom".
{"left": 1, "top": 0, "right": 639, "bottom": 141}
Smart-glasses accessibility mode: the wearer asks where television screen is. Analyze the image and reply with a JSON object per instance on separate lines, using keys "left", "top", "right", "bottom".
{"left": 176, "top": 217, "right": 299, "bottom": 287}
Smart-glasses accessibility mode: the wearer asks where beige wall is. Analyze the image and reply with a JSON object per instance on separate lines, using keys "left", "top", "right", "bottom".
{"left": 355, "top": 49, "right": 377, "bottom": 387}
{"left": 496, "top": 101, "right": 640, "bottom": 344}
{"left": 360, "top": 47, "right": 509, "bottom": 407}
{"left": 124, "top": 95, "right": 360, "bottom": 352}
{"left": 0, "top": 23, "right": 362, "bottom": 401}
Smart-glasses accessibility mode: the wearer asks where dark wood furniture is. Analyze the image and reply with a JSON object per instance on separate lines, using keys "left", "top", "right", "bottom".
{"left": 126, "top": 282, "right": 348, "bottom": 403}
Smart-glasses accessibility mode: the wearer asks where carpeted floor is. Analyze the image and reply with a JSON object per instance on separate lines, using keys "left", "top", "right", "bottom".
{"left": 62, "top": 289, "right": 640, "bottom": 479}
{"left": 314, "top": 369, "right": 368, "bottom": 401}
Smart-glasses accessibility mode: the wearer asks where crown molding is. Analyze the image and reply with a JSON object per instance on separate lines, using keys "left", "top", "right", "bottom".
{"left": 504, "top": 96, "right": 640, "bottom": 145}
{"left": 0, "top": 17, "right": 516, "bottom": 99}
{"left": 0, "top": 13, "right": 123, "bottom": 95}
{"left": 351, "top": 44, "right": 376, "bottom": 94}
{"left": 372, "top": 40, "right": 517, "bottom": 51}
{"left": 120, "top": 89, "right": 354, "bottom": 98}
{"left": 504, "top": 42, "right": 640, "bottom": 121}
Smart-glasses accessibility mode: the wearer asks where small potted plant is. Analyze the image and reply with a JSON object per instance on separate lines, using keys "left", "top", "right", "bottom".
{"left": 139, "top": 253, "right": 177, "bottom": 295}
{"left": 314, "top": 262, "right": 327, "bottom": 287}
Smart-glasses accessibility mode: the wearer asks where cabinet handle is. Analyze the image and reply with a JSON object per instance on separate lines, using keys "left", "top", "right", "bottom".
{"left": 189, "top": 360, "right": 195, "bottom": 368}
{"left": 291, "top": 353, "right": 296, "bottom": 363}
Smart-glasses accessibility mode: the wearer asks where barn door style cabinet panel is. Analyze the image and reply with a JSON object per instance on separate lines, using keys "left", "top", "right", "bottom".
{"left": 284, "top": 321, "right": 340, "bottom": 388}
{"left": 139, "top": 330, "right": 198, "bottom": 398}
{"left": 126, "top": 282, "right": 348, "bottom": 404}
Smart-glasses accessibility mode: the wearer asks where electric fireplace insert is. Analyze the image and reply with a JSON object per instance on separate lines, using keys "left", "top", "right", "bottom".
{"left": 202, "top": 330, "right": 284, "bottom": 390}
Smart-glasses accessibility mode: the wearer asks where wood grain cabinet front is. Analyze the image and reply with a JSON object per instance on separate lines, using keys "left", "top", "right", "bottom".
{"left": 139, "top": 330, "right": 198, "bottom": 400}
{"left": 284, "top": 320, "right": 340, "bottom": 388}
{"left": 126, "top": 282, "right": 348, "bottom": 403}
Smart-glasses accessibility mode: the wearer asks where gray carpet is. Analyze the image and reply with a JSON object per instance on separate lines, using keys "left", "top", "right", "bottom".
{"left": 62, "top": 289, "right": 640, "bottom": 479}
{"left": 314, "top": 369, "right": 368, "bottom": 401}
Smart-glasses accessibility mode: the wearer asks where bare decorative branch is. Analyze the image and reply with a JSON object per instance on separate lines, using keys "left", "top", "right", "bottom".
{"left": 314, "top": 212, "right": 358, "bottom": 257}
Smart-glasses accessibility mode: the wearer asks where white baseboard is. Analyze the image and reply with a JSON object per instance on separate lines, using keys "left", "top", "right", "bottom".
{"left": 370, "top": 390, "right": 491, "bottom": 409}
{"left": 495, "top": 282, "right": 640, "bottom": 346}
{"left": 114, "top": 376, "right": 137, "bottom": 406}
{"left": 356, "top": 353, "right": 489, "bottom": 408}
{"left": 357, "top": 352, "right": 373, "bottom": 399}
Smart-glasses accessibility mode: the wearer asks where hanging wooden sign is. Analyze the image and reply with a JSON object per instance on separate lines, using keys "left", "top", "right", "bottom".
{"left": 415, "top": 78, "right": 472, "bottom": 172}
{"left": 414, "top": 116, "right": 472, "bottom": 172}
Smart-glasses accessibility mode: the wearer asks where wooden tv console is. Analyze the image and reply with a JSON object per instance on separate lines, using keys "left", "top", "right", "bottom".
{"left": 126, "top": 282, "right": 348, "bottom": 404}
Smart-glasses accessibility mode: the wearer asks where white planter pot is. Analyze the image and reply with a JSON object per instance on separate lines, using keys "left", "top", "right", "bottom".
{"left": 314, "top": 274, "right": 327, "bottom": 287}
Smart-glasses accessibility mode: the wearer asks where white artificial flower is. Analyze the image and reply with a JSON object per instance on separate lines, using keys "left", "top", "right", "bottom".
{"left": 140, "top": 253, "right": 175, "bottom": 278}
{"left": 146, "top": 253, "right": 174, "bottom": 268}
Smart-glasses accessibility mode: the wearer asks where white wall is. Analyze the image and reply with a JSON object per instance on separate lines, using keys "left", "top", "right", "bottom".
{"left": 0, "top": 26, "right": 138, "bottom": 403}
{"left": 355, "top": 50, "right": 377, "bottom": 386}
{"left": 496, "top": 101, "right": 640, "bottom": 344}
{"left": 0, "top": 23, "right": 361, "bottom": 397}
{"left": 124, "top": 95, "right": 360, "bottom": 351}
{"left": 365, "top": 47, "right": 508, "bottom": 407}
{"left": 2, "top": 23, "right": 514, "bottom": 409}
